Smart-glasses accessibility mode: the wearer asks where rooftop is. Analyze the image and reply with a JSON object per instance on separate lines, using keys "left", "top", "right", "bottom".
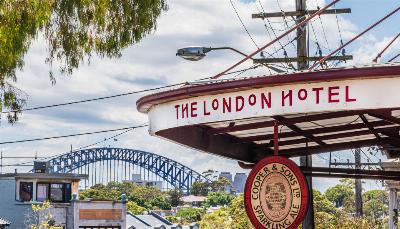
{"left": 0, "top": 173, "right": 88, "bottom": 180}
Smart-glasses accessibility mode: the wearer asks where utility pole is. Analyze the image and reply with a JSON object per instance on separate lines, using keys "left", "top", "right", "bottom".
{"left": 330, "top": 149, "right": 383, "bottom": 217}
{"left": 296, "top": 1, "right": 315, "bottom": 227}
{"left": 354, "top": 148, "right": 363, "bottom": 217}
{"left": 252, "top": 2, "right": 352, "bottom": 228}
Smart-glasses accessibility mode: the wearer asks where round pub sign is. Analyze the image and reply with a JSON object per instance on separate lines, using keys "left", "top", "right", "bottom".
{"left": 244, "top": 156, "right": 309, "bottom": 229}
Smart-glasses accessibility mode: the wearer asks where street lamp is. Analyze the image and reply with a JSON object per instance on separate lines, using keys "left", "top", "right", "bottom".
{"left": 176, "top": 46, "right": 284, "bottom": 73}
{"left": 176, "top": 46, "right": 250, "bottom": 61}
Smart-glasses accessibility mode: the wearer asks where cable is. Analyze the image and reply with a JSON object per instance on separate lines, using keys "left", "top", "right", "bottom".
{"left": 0, "top": 124, "right": 148, "bottom": 145}
{"left": 212, "top": 0, "right": 343, "bottom": 79}
{"left": 230, "top": 0, "right": 260, "bottom": 49}
{"left": 76, "top": 123, "right": 146, "bottom": 151}
{"left": 373, "top": 32, "right": 400, "bottom": 62}
{"left": 310, "top": 5, "right": 400, "bottom": 70}
{"left": 2, "top": 83, "right": 185, "bottom": 114}
{"left": 388, "top": 52, "right": 400, "bottom": 62}
{"left": 258, "top": 0, "right": 296, "bottom": 70}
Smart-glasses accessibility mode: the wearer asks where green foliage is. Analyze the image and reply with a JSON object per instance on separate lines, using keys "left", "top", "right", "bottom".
{"left": 363, "top": 190, "right": 388, "bottom": 221}
{"left": 165, "top": 215, "right": 179, "bottom": 224}
{"left": 0, "top": 0, "right": 168, "bottom": 122}
{"left": 168, "top": 188, "right": 184, "bottom": 207}
{"left": 190, "top": 181, "right": 209, "bottom": 196}
{"left": 126, "top": 201, "right": 146, "bottom": 215}
{"left": 199, "top": 194, "right": 253, "bottom": 229}
{"left": 190, "top": 176, "right": 231, "bottom": 196}
{"left": 228, "top": 194, "right": 253, "bottom": 229}
{"left": 79, "top": 181, "right": 171, "bottom": 210}
{"left": 205, "top": 192, "right": 234, "bottom": 207}
{"left": 313, "top": 190, "right": 338, "bottom": 215}
{"left": 175, "top": 207, "right": 205, "bottom": 224}
{"left": 325, "top": 180, "right": 354, "bottom": 208}
{"left": 198, "top": 208, "right": 232, "bottom": 229}
{"left": 28, "top": 201, "right": 63, "bottom": 229}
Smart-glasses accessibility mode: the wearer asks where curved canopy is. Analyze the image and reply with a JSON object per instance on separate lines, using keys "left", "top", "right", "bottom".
{"left": 137, "top": 63, "right": 400, "bottom": 163}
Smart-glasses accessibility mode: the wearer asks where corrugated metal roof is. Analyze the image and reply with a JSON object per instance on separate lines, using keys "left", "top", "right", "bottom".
{"left": 0, "top": 218, "right": 10, "bottom": 225}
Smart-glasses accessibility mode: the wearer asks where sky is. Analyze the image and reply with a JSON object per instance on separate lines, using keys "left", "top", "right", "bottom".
{"left": 0, "top": 0, "right": 399, "bottom": 192}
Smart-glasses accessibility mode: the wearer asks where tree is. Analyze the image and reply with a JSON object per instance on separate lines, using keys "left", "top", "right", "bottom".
{"left": 0, "top": 0, "right": 168, "bottom": 122}
{"left": 126, "top": 201, "right": 146, "bottom": 215}
{"left": 313, "top": 189, "right": 337, "bottom": 215}
{"left": 325, "top": 180, "right": 354, "bottom": 208}
{"left": 198, "top": 208, "right": 232, "bottom": 229}
{"left": 190, "top": 181, "right": 209, "bottom": 196}
{"left": 228, "top": 194, "right": 253, "bottom": 229}
{"left": 168, "top": 188, "right": 184, "bottom": 207}
{"left": 199, "top": 194, "right": 253, "bottom": 229}
{"left": 363, "top": 190, "right": 388, "bottom": 222}
{"left": 205, "top": 192, "right": 234, "bottom": 207}
{"left": 79, "top": 181, "right": 171, "bottom": 210}
{"left": 190, "top": 176, "right": 231, "bottom": 196}
{"left": 26, "top": 201, "right": 63, "bottom": 229}
{"left": 175, "top": 207, "right": 205, "bottom": 224}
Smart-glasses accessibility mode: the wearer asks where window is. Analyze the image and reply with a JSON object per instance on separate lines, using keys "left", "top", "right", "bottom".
{"left": 19, "top": 182, "right": 33, "bottom": 202}
{"left": 50, "top": 184, "right": 64, "bottom": 202}
{"left": 35, "top": 183, "right": 72, "bottom": 203}
{"left": 37, "top": 183, "right": 49, "bottom": 202}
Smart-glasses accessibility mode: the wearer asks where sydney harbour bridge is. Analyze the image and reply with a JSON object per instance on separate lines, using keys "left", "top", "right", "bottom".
{"left": 43, "top": 147, "right": 209, "bottom": 192}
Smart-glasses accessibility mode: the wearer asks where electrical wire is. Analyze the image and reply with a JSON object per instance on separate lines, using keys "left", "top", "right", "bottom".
{"left": 309, "top": 5, "right": 400, "bottom": 70}
{"left": 0, "top": 124, "right": 148, "bottom": 145}
{"left": 230, "top": 0, "right": 260, "bottom": 49}
{"left": 373, "top": 32, "right": 400, "bottom": 62}
{"left": 257, "top": 0, "right": 297, "bottom": 71}
{"left": 388, "top": 52, "right": 400, "bottom": 62}
{"left": 2, "top": 83, "right": 185, "bottom": 114}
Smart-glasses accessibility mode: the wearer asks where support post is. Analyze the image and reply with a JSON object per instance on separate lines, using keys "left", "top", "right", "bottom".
{"left": 389, "top": 188, "right": 398, "bottom": 229}
{"left": 355, "top": 148, "right": 363, "bottom": 217}
{"left": 296, "top": 0, "right": 315, "bottom": 228}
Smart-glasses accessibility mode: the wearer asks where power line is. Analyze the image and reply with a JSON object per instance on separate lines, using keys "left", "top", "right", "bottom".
{"left": 373, "top": 32, "right": 400, "bottom": 62}
{"left": 2, "top": 83, "right": 185, "bottom": 114}
{"left": 0, "top": 124, "right": 148, "bottom": 145}
{"left": 309, "top": 5, "right": 400, "bottom": 70}
{"left": 230, "top": 0, "right": 260, "bottom": 49}
{"left": 388, "top": 52, "right": 400, "bottom": 62}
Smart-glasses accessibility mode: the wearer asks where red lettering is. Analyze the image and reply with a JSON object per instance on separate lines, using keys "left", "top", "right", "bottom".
{"left": 222, "top": 97, "right": 232, "bottom": 113}
{"left": 175, "top": 105, "right": 180, "bottom": 119}
{"left": 190, "top": 102, "right": 197, "bottom": 117}
{"left": 261, "top": 92, "right": 271, "bottom": 109}
{"left": 298, "top": 89, "right": 307, "bottom": 100}
{"left": 248, "top": 94, "right": 256, "bottom": 106}
{"left": 181, "top": 103, "right": 188, "bottom": 118}
{"left": 282, "top": 90, "right": 293, "bottom": 106}
{"left": 212, "top": 99, "right": 219, "bottom": 110}
{"left": 236, "top": 96, "right": 244, "bottom": 112}
{"left": 345, "top": 86, "right": 356, "bottom": 102}
{"left": 312, "top": 87, "right": 323, "bottom": 104}
{"left": 203, "top": 101, "right": 210, "bottom": 116}
{"left": 328, "top": 86, "right": 340, "bottom": 103}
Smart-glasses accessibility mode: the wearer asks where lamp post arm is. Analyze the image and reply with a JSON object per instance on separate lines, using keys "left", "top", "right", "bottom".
{"left": 204, "top": 47, "right": 251, "bottom": 59}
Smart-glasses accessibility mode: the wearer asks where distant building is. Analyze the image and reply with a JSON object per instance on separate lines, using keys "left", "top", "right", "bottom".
{"left": 0, "top": 170, "right": 126, "bottom": 229}
{"left": 219, "top": 172, "right": 233, "bottom": 192}
{"left": 219, "top": 172, "right": 248, "bottom": 194}
{"left": 232, "top": 173, "right": 247, "bottom": 193}
{"left": 180, "top": 195, "right": 207, "bottom": 207}
{"left": 123, "top": 174, "right": 163, "bottom": 190}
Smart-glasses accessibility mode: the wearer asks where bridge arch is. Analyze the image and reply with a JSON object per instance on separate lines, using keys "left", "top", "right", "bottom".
{"left": 47, "top": 147, "right": 209, "bottom": 192}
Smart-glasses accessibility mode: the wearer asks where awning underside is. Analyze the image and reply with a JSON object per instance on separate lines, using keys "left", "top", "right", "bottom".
{"left": 157, "top": 108, "right": 400, "bottom": 163}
